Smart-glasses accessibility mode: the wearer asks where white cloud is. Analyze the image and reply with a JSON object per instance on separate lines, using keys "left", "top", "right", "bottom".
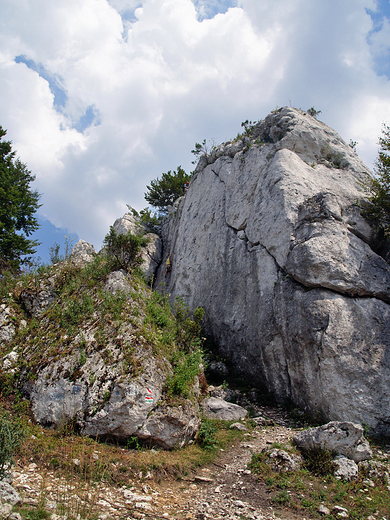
{"left": 0, "top": 0, "right": 389, "bottom": 251}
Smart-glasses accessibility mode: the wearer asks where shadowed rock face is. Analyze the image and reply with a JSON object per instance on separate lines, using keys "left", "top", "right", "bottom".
{"left": 154, "top": 107, "right": 390, "bottom": 435}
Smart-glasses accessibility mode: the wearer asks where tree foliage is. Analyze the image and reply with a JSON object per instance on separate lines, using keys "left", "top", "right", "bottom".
{"left": 103, "top": 226, "right": 149, "bottom": 271}
{"left": 0, "top": 126, "right": 41, "bottom": 273}
{"left": 363, "top": 124, "right": 390, "bottom": 238}
{"left": 144, "top": 166, "right": 190, "bottom": 213}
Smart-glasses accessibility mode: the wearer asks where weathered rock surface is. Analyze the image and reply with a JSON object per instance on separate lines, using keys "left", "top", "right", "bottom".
{"left": 19, "top": 267, "right": 200, "bottom": 448}
{"left": 104, "top": 269, "right": 131, "bottom": 295}
{"left": 0, "top": 481, "right": 21, "bottom": 505}
{"left": 359, "top": 460, "right": 390, "bottom": 485}
{"left": 293, "top": 421, "right": 372, "bottom": 462}
{"left": 155, "top": 107, "right": 390, "bottom": 434}
{"left": 0, "top": 305, "right": 16, "bottom": 344}
{"left": 26, "top": 335, "right": 199, "bottom": 448}
{"left": 138, "top": 400, "right": 201, "bottom": 449}
{"left": 333, "top": 456, "right": 359, "bottom": 481}
{"left": 19, "top": 278, "right": 56, "bottom": 318}
{"left": 70, "top": 239, "right": 96, "bottom": 264}
{"left": 262, "top": 448, "right": 302, "bottom": 473}
{"left": 201, "top": 397, "right": 248, "bottom": 421}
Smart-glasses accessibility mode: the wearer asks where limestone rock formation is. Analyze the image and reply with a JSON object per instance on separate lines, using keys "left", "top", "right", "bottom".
{"left": 0, "top": 305, "right": 16, "bottom": 343}
{"left": 154, "top": 107, "right": 390, "bottom": 434}
{"left": 70, "top": 239, "right": 96, "bottom": 264}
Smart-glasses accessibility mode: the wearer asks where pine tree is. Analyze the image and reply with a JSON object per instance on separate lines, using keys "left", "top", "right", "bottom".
{"left": 0, "top": 126, "right": 41, "bottom": 273}
{"left": 363, "top": 124, "right": 390, "bottom": 238}
{"left": 144, "top": 166, "right": 190, "bottom": 213}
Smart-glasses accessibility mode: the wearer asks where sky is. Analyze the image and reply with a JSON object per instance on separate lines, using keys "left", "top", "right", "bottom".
{"left": 1, "top": 0, "right": 390, "bottom": 262}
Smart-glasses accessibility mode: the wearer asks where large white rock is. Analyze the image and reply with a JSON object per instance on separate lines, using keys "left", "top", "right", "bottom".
{"left": 138, "top": 401, "right": 201, "bottom": 449}
{"left": 293, "top": 422, "right": 372, "bottom": 462}
{"left": 25, "top": 325, "right": 199, "bottom": 448}
{"left": 201, "top": 397, "right": 248, "bottom": 421}
{"left": 155, "top": 107, "right": 390, "bottom": 434}
{"left": 70, "top": 239, "right": 96, "bottom": 264}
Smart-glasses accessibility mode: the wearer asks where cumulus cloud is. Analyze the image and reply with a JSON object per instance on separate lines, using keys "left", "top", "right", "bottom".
{"left": 0, "top": 0, "right": 389, "bottom": 251}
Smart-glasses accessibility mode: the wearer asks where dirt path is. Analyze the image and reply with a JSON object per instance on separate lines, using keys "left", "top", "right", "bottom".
{"left": 12, "top": 406, "right": 313, "bottom": 520}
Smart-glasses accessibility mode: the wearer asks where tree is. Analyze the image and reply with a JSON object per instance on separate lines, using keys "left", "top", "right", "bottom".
{"left": 144, "top": 166, "right": 190, "bottom": 213}
{"left": 0, "top": 127, "right": 41, "bottom": 273}
{"left": 363, "top": 124, "right": 390, "bottom": 238}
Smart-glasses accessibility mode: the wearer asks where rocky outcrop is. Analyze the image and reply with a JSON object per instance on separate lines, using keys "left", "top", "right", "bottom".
{"left": 19, "top": 278, "right": 57, "bottom": 318}
{"left": 20, "top": 275, "right": 200, "bottom": 448}
{"left": 0, "top": 305, "right": 16, "bottom": 343}
{"left": 154, "top": 107, "right": 390, "bottom": 434}
{"left": 70, "top": 239, "right": 96, "bottom": 264}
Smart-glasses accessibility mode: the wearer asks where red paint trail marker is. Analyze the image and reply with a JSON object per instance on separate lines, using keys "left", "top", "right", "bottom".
{"left": 145, "top": 388, "right": 153, "bottom": 401}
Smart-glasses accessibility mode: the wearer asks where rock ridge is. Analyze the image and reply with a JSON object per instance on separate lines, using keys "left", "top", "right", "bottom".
{"left": 154, "top": 107, "right": 390, "bottom": 434}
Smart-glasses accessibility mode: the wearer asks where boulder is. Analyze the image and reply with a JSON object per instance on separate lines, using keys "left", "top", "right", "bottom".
{"left": 0, "top": 481, "right": 21, "bottom": 505}
{"left": 155, "top": 107, "right": 390, "bottom": 434}
{"left": 230, "top": 422, "right": 247, "bottom": 431}
{"left": 293, "top": 421, "right": 372, "bottom": 462}
{"left": 333, "top": 456, "right": 359, "bottom": 481}
{"left": 262, "top": 448, "right": 302, "bottom": 473}
{"left": 24, "top": 325, "right": 200, "bottom": 448}
{"left": 201, "top": 397, "right": 247, "bottom": 421}
{"left": 70, "top": 239, "right": 96, "bottom": 264}
{"left": 138, "top": 400, "right": 201, "bottom": 449}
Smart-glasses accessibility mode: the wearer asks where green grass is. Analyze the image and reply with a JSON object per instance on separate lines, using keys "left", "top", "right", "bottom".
{"left": 249, "top": 443, "right": 390, "bottom": 519}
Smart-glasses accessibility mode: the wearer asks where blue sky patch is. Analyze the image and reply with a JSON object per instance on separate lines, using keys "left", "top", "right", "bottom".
{"left": 15, "top": 55, "right": 101, "bottom": 132}
{"left": 15, "top": 55, "right": 68, "bottom": 109}
{"left": 365, "top": 1, "right": 390, "bottom": 78}
{"left": 192, "top": 0, "right": 238, "bottom": 21}
{"left": 72, "top": 105, "right": 101, "bottom": 133}
{"left": 121, "top": 5, "right": 142, "bottom": 23}
{"left": 33, "top": 216, "right": 79, "bottom": 264}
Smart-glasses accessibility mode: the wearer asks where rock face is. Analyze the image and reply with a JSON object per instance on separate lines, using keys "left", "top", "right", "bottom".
{"left": 154, "top": 107, "right": 390, "bottom": 434}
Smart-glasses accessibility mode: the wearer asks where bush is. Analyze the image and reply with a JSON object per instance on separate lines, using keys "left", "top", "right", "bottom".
{"left": 165, "top": 348, "right": 203, "bottom": 399}
{"left": 301, "top": 447, "right": 336, "bottom": 476}
{"left": 307, "top": 107, "right": 321, "bottom": 119}
{"left": 0, "top": 415, "right": 24, "bottom": 478}
{"left": 103, "top": 227, "right": 148, "bottom": 271}
{"left": 197, "top": 420, "right": 217, "bottom": 450}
